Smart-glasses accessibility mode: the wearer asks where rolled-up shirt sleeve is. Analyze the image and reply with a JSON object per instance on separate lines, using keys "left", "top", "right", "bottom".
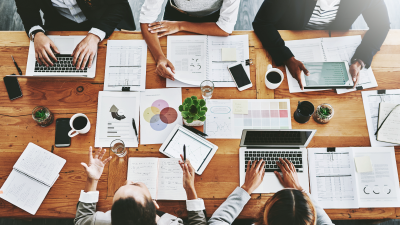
{"left": 216, "top": 0, "right": 240, "bottom": 34}
{"left": 139, "top": 0, "right": 164, "bottom": 23}
{"left": 186, "top": 198, "right": 206, "bottom": 211}
{"left": 78, "top": 190, "right": 99, "bottom": 203}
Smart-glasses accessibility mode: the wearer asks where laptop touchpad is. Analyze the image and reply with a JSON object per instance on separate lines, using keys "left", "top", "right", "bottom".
{"left": 50, "top": 37, "right": 75, "bottom": 54}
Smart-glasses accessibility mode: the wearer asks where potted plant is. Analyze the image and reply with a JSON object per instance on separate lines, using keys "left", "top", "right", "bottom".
{"left": 32, "top": 106, "right": 54, "bottom": 127}
{"left": 313, "top": 103, "right": 334, "bottom": 124}
{"left": 179, "top": 96, "right": 208, "bottom": 126}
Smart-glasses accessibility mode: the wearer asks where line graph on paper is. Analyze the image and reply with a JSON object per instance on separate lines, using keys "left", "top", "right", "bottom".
{"left": 206, "top": 120, "right": 232, "bottom": 138}
{"left": 205, "top": 100, "right": 233, "bottom": 138}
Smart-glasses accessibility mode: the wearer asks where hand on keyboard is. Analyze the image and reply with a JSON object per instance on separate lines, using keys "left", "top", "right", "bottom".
{"left": 34, "top": 32, "right": 60, "bottom": 67}
{"left": 72, "top": 33, "right": 100, "bottom": 70}
{"left": 275, "top": 158, "right": 303, "bottom": 191}
{"left": 241, "top": 159, "right": 266, "bottom": 195}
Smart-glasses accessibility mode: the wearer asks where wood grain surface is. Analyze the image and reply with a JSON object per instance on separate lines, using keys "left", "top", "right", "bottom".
{"left": 0, "top": 30, "right": 399, "bottom": 220}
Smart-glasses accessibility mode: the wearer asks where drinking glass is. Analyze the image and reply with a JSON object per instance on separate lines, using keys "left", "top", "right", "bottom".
{"left": 200, "top": 80, "right": 214, "bottom": 100}
{"left": 32, "top": 106, "right": 54, "bottom": 127}
{"left": 110, "top": 139, "right": 127, "bottom": 157}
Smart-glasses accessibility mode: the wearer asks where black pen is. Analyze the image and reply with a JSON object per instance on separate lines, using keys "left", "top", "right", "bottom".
{"left": 132, "top": 118, "right": 139, "bottom": 143}
{"left": 11, "top": 55, "right": 22, "bottom": 75}
{"left": 183, "top": 144, "right": 186, "bottom": 163}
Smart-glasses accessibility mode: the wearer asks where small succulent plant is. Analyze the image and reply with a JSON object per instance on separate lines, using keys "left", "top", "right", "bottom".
{"left": 178, "top": 96, "right": 207, "bottom": 123}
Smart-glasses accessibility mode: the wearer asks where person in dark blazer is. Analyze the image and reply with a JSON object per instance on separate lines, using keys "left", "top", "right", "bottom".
{"left": 15, "top": 0, "right": 135, "bottom": 70}
{"left": 253, "top": 0, "right": 390, "bottom": 89}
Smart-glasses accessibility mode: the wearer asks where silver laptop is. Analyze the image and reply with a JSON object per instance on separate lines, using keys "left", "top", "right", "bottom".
{"left": 239, "top": 129, "right": 316, "bottom": 193}
{"left": 24, "top": 35, "right": 96, "bottom": 78}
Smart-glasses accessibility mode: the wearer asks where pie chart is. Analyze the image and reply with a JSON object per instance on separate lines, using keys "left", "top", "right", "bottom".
{"left": 143, "top": 99, "right": 178, "bottom": 131}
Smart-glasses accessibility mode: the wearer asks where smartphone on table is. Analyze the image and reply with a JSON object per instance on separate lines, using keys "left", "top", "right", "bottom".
{"left": 55, "top": 118, "right": 71, "bottom": 147}
{"left": 3, "top": 76, "right": 22, "bottom": 100}
{"left": 227, "top": 63, "right": 252, "bottom": 91}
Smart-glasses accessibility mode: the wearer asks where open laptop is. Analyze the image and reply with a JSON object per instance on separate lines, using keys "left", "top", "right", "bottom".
{"left": 24, "top": 35, "right": 97, "bottom": 78}
{"left": 239, "top": 129, "right": 316, "bottom": 193}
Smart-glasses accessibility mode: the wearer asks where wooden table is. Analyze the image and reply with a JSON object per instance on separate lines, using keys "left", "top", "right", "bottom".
{"left": 0, "top": 30, "right": 399, "bottom": 220}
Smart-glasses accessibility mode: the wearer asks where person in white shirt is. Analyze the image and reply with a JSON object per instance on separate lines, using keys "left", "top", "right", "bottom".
{"left": 15, "top": 0, "right": 136, "bottom": 71}
{"left": 74, "top": 147, "right": 207, "bottom": 225}
{"left": 139, "top": 0, "right": 240, "bottom": 80}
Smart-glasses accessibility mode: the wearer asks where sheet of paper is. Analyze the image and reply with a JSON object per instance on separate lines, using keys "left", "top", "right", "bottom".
{"left": 221, "top": 48, "right": 237, "bottom": 61}
{"left": 140, "top": 88, "right": 182, "bottom": 145}
{"left": 352, "top": 147, "right": 400, "bottom": 208}
{"left": 361, "top": 90, "right": 400, "bottom": 147}
{"left": 0, "top": 170, "right": 50, "bottom": 215}
{"left": 308, "top": 148, "right": 359, "bottom": 209}
{"left": 104, "top": 40, "right": 147, "bottom": 91}
{"left": 284, "top": 38, "right": 328, "bottom": 93}
{"left": 377, "top": 102, "right": 400, "bottom": 144}
{"left": 321, "top": 36, "right": 378, "bottom": 94}
{"left": 127, "top": 158, "right": 159, "bottom": 199}
{"left": 354, "top": 156, "right": 373, "bottom": 173}
{"left": 232, "top": 100, "right": 248, "bottom": 114}
{"left": 14, "top": 143, "right": 66, "bottom": 186}
{"left": 95, "top": 91, "right": 140, "bottom": 147}
{"left": 166, "top": 35, "right": 207, "bottom": 87}
{"left": 157, "top": 158, "right": 187, "bottom": 200}
{"left": 205, "top": 99, "right": 291, "bottom": 138}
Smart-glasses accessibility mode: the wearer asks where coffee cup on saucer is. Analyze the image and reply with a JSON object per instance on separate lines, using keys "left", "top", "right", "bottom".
{"left": 265, "top": 64, "right": 284, "bottom": 89}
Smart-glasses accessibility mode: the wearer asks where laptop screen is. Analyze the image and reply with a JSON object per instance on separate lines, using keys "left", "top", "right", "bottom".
{"left": 241, "top": 130, "right": 315, "bottom": 147}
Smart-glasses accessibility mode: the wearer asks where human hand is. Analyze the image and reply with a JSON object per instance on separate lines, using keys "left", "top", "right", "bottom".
{"left": 81, "top": 146, "right": 112, "bottom": 181}
{"left": 349, "top": 61, "right": 362, "bottom": 88}
{"left": 148, "top": 21, "right": 181, "bottom": 38}
{"left": 285, "top": 56, "right": 309, "bottom": 90}
{"left": 34, "top": 32, "right": 60, "bottom": 67}
{"left": 72, "top": 33, "right": 100, "bottom": 70}
{"left": 275, "top": 158, "right": 303, "bottom": 191}
{"left": 178, "top": 154, "right": 198, "bottom": 200}
{"left": 155, "top": 55, "right": 175, "bottom": 80}
{"left": 241, "top": 160, "right": 265, "bottom": 195}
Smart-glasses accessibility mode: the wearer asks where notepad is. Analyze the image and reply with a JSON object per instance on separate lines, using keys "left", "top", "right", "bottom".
{"left": 0, "top": 143, "right": 66, "bottom": 214}
{"left": 377, "top": 102, "right": 400, "bottom": 144}
{"left": 222, "top": 48, "right": 237, "bottom": 61}
{"left": 127, "top": 157, "right": 186, "bottom": 200}
{"left": 232, "top": 100, "right": 248, "bottom": 114}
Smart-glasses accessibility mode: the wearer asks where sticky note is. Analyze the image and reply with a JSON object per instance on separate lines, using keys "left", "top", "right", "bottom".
{"left": 354, "top": 155, "right": 373, "bottom": 173}
{"left": 222, "top": 48, "right": 237, "bottom": 61}
{"left": 0, "top": 190, "right": 3, "bottom": 194}
{"left": 233, "top": 100, "right": 248, "bottom": 114}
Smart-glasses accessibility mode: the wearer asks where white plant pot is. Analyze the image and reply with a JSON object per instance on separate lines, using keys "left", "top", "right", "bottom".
{"left": 183, "top": 119, "right": 204, "bottom": 126}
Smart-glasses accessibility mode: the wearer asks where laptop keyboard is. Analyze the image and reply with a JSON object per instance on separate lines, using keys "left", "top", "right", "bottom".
{"left": 34, "top": 54, "right": 88, "bottom": 73}
{"left": 244, "top": 131, "right": 302, "bottom": 145}
{"left": 244, "top": 150, "right": 303, "bottom": 173}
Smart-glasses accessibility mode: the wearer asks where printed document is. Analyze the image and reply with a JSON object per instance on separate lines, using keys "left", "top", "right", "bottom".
{"left": 376, "top": 102, "right": 400, "bottom": 144}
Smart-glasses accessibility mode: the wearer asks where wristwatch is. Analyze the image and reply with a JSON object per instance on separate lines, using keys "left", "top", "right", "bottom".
{"left": 351, "top": 58, "right": 365, "bottom": 70}
{"left": 30, "top": 30, "right": 44, "bottom": 42}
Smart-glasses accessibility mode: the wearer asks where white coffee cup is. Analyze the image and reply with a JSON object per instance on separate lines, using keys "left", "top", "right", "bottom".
{"left": 68, "top": 113, "right": 91, "bottom": 137}
{"left": 265, "top": 64, "right": 284, "bottom": 89}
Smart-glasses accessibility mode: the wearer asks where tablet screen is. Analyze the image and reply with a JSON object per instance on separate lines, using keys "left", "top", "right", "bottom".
{"left": 162, "top": 129, "right": 213, "bottom": 172}
{"left": 304, "top": 62, "right": 351, "bottom": 87}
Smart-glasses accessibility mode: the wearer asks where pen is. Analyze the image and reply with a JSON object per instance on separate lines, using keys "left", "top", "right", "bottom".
{"left": 132, "top": 118, "right": 139, "bottom": 143}
{"left": 11, "top": 55, "right": 22, "bottom": 75}
{"left": 183, "top": 144, "right": 186, "bottom": 163}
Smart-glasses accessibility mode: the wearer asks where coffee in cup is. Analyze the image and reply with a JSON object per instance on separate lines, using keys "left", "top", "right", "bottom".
{"left": 265, "top": 64, "right": 284, "bottom": 89}
{"left": 68, "top": 113, "right": 91, "bottom": 137}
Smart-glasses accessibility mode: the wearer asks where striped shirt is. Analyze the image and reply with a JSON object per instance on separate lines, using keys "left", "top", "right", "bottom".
{"left": 305, "top": 0, "right": 341, "bottom": 30}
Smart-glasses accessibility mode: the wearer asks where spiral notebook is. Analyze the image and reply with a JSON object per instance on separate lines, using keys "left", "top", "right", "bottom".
{"left": 166, "top": 35, "right": 250, "bottom": 87}
{"left": 0, "top": 143, "right": 66, "bottom": 214}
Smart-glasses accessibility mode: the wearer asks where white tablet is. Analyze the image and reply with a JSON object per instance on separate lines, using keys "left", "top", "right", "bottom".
{"left": 159, "top": 124, "right": 218, "bottom": 175}
{"left": 301, "top": 61, "right": 354, "bottom": 89}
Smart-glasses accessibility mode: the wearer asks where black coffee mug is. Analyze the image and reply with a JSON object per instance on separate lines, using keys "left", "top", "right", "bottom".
{"left": 294, "top": 101, "right": 315, "bottom": 123}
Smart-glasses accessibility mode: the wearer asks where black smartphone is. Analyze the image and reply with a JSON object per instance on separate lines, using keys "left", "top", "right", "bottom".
{"left": 55, "top": 118, "right": 71, "bottom": 147}
{"left": 3, "top": 76, "right": 22, "bottom": 100}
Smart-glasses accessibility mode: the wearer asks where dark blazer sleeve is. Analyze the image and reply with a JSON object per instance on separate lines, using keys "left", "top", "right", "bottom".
{"left": 352, "top": 0, "right": 390, "bottom": 68}
{"left": 252, "top": 0, "right": 294, "bottom": 66}
{"left": 92, "top": 0, "right": 132, "bottom": 37}
{"left": 14, "top": 0, "right": 44, "bottom": 36}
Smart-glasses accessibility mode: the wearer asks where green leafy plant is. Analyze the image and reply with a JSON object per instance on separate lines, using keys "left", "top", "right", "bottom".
{"left": 34, "top": 109, "right": 48, "bottom": 122}
{"left": 178, "top": 96, "right": 207, "bottom": 123}
{"left": 317, "top": 106, "right": 332, "bottom": 119}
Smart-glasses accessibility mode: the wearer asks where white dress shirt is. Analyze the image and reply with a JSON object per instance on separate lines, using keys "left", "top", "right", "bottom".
{"left": 305, "top": 0, "right": 341, "bottom": 30}
{"left": 139, "top": 0, "right": 239, "bottom": 34}
{"left": 29, "top": 0, "right": 106, "bottom": 41}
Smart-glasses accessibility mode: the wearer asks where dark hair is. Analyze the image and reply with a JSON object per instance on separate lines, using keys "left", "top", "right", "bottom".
{"left": 258, "top": 189, "right": 316, "bottom": 225}
{"left": 111, "top": 197, "right": 157, "bottom": 225}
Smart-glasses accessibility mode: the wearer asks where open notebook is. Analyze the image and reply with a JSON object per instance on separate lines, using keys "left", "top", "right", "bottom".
{"left": 0, "top": 143, "right": 66, "bottom": 214}
{"left": 127, "top": 158, "right": 186, "bottom": 200}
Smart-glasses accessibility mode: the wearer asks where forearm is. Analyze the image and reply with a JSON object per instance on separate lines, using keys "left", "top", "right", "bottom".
{"left": 84, "top": 178, "right": 98, "bottom": 192}
{"left": 141, "top": 23, "right": 165, "bottom": 61}
{"left": 180, "top": 22, "right": 229, "bottom": 36}
{"left": 185, "top": 186, "right": 198, "bottom": 200}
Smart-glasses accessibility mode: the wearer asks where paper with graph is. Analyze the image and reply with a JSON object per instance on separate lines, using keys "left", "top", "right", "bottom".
{"left": 205, "top": 99, "right": 291, "bottom": 139}
{"left": 127, "top": 157, "right": 186, "bottom": 200}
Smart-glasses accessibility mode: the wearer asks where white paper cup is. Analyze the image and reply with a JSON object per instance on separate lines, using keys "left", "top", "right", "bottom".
{"left": 265, "top": 64, "right": 284, "bottom": 89}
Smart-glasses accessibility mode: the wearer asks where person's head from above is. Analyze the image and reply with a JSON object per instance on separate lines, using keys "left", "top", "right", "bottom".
{"left": 111, "top": 180, "right": 159, "bottom": 225}
{"left": 258, "top": 188, "right": 316, "bottom": 225}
